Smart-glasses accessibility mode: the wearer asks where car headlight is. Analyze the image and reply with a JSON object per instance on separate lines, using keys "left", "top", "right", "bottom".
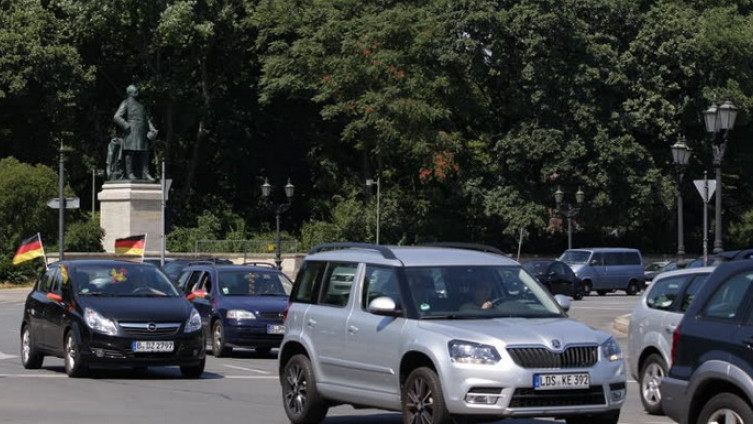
{"left": 227, "top": 309, "right": 257, "bottom": 320}
{"left": 601, "top": 337, "right": 623, "bottom": 361}
{"left": 84, "top": 307, "right": 118, "bottom": 335}
{"left": 184, "top": 308, "right": 202, "bottom": 333}
{"left": 448, "top": 340, "right": 501, "bottom": 365}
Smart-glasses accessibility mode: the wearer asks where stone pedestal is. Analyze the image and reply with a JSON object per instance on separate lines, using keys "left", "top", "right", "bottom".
{"left": 98, "top": 182, "right": 162, "bottom": 253}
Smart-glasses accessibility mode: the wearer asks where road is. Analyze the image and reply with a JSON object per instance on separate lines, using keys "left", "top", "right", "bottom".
{"left": 0, "top": 288, "right": 674, "bottom": 424}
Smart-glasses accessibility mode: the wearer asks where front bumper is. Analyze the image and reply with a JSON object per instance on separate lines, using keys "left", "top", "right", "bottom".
{"left": 223, "top": 319, "right": 284, "bottom": 348}
{"left": 81, "top": 330, "right": 204, "bottom": 367}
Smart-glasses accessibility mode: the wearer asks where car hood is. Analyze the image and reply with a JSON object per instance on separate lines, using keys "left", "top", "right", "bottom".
{"left": 417, "top": 317, "right": 609, "bottom": 347}
{"left": 568, "top": 264, "right": 585, "bottom": 274}
{"left": 80, "top": 296, "right": 192, "bottom": 322}
{"left": 220, "top": 296, "right": 288, "bottom": 313}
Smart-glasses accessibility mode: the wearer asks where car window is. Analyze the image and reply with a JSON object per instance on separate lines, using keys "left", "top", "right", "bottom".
{"left": 701, "top": 271, "right": 753, "bottom": 320}
{"left": 72, "top": 263, "right": 180, "bottom": 297}
{"left": 558, "top": 250, "right": 590, "bottom": 264}
{"left": 198, "top": 272, "right": 213, "bottom": 293}
{"left": 183, "top": 271, "right": 203, "bottom": 294}
{"left": 291, "top": 261, "right": 327, "bottom": 303}
{"left": 320, "top": 263, "right": 358, "bottom": 307}
{"left": 680, "top": 273, "right": 710, "bottom": 312}
{"left": 591, "top": 252, "right": 604, "bottom": 265}
{"left": 604, "top": 253, "right": 621, "bottom": 266}
{"left": 551, "top": 262, "right": 566, "bottom": 277}
{"left": 38, "top": 268, "right": 56, "bottom": 292}
{"left": 646, "top": 275, "right": 685, "bottom": 311}
{"left": 362, "top": 265, "right": 399, "bottom": 310}
{"left": 177, "top": 271, "right": 192, "bottom": 293}
{"left": 217, "top": 270, "right": 288, "bottom": 296}
{"left": 49, "top": 269, "right": 63, "bottom": 294}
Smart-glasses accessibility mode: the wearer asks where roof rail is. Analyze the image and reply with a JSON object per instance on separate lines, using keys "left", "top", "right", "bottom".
{"left": 242, "top": 261, "right": 277, "bottom": 268}
{"left": 419, "top": 242, "right": 507, "bottom": 256}
{"left": 309, "top": 243, "right": 397, "bottom": 260}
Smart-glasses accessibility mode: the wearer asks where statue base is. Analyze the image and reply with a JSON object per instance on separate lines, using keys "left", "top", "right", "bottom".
{"left": 98, "top": 182, "right": 162, "bottom": 253}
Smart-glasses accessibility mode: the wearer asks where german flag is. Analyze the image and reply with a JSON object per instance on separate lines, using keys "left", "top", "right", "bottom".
{"left": 115, "top": 234, "right": 146, "bottom": 256}
{"left": 13, "top": 234, "right": 45, "bottom": 265}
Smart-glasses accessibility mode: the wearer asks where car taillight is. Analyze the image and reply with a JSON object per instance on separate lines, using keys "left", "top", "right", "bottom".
{"left": 282, "top": 301, "right": 291, "bottom": 323}
{"left": 670, "top": 325, "right": 681, "bottom": 366}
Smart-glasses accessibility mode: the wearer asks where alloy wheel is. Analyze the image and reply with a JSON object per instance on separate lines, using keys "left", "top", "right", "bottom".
{"left": 641, "top": 362, "right": 664, "bottom": 407}
{"left": 405, "top": 375, "right": 434, "bottom": 424}
{"left": 284, "top": 362, "right": 307, "bottom": 416}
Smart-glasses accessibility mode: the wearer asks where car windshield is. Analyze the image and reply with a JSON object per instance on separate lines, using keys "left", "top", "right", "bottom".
{"left": 404, "top": 265, "right": 563, "bottom": 319}
{"left": 522, "top": 261, "right": 548, "bottom": 274}
{"left": 217, "top": 270, "right": 291, "bottom": 296}
{"left": 558, "top": 250, "right": 590, "bottom": 264}
{"left": 71, "top": 263, "right": 180, "bottom": 297}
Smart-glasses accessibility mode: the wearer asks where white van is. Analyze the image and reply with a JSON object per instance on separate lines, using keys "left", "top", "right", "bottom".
{"left": 559, "top": 247, "right": 646, "bottom": 295}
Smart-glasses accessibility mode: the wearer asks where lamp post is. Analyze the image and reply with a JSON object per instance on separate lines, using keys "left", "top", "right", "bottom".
{"left": 262, "top": 178, "right": 294, "bottom": 270}
{"left": 91, "top": 168, "right": 104, "bottom": 217}
{"left": 671, "top": 136, "right": 691, "bottom": 257}
{"left": 554, "top": 186, "right": 584, "bottom": 250}
{"left": 366, "top": 177, "right": 380, "bottom": 244}
{"left": 703, "top": 99, "right": 738, "bottom": 253}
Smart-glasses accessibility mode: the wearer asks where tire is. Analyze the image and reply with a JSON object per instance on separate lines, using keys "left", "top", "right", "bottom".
{"left": 565, "top": 410, "right": 620, "bottom": 424}
{"left": 401, "top": 367, "right": 452, "bottom": 424}
{"left": 64, "top": 330, "right": 88, "bottom": 378}
{"left": 180, "top": 357, "right": 205, "bottom": 378}
{"left": 573, "top": 285, "right": 584, "bottom": 300}
{"left": 582, "top": 281, "right": 592, "bottom": 296}
{"left": 698, "top": 393, "right": 753, "bottom": 424}
{"left": 281, "top": 354, "right": 329, "bottom": 424}
{"left": 639, "top": 353, "right": 667, "bottom": 415}
{"left": 20, "top": 325, "right": 43, "bottom": 369}
{"left": 212, "top": 320, "right": 232, "bottom": 357}
{"left": 626, "top": 280, "right": 641, "bottom": 296}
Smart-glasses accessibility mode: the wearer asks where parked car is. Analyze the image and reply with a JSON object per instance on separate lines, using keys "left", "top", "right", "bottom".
{"left": 558, "top": 247, "right": 646, "bottom": 295}
{"left": 177, "top": 262, "right": 292, "bottom": 357}
{"left": 626, "top": 267, "right": 714, "bottom": 414}
{"left": 161, "top": 257, "right": 233, "bottom": 282}
{"left": 522, "top": 259, "right": 585, "bottom": 299}
{"left": 279, "top": 242, "right": 626, "bottom": 424}
{"left": 661, "top": 260, "right": 753, "bottom": 424}
{"left": 20, "top": 260, "right": 205, "bottom": 378}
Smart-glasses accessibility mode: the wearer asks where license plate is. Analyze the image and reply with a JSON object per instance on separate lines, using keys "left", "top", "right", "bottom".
{"left": 267, "top": 324, "right": 285, "bottom": 334}
{"left": 131, "top": 341, "right": 174, "bottom": 352}
{"left": 534, "top": 373, "right": 590, "bottom": 390}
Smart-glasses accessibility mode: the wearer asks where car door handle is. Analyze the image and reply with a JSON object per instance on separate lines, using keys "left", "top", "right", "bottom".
{"left": 348, "top": 325, "right": 358, "bottom": 334}
{"left": 307, "top": 318, "right": 317, "bottom": 327}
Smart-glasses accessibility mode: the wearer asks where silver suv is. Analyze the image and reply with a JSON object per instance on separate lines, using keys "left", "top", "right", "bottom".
{"left": 279, "top": 243, "right": 626, "bottom": 424}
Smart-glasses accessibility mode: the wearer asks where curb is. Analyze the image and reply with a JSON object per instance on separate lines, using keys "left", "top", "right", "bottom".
{"left": 613, "top": 314, "right": 630, "bottom": 334}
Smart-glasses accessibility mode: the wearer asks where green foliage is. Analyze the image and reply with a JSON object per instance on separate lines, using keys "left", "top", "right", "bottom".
{"left": 65, "top": 218, "right": 104, "bottom": 252}
{"left": 167, "top": 210, "right": 223, "bottom": 252}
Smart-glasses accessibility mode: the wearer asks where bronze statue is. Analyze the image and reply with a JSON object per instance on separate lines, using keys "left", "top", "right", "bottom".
{"left": 110, "top": 85, "right": 158, "bottom": 181}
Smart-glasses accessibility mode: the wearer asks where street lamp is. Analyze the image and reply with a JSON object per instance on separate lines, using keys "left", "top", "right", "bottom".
{"left": 703, "top": 99, "right": 738, "bottom": 253}
{"left": 366, "top": 177, "right": 380, "bottom": 244}
{"left": 91, "top": 168, "right": 104, "bottom": 217}
{"left": 261, "top": 178, "right": 294, "bottom": 270}
{"left": 671, "top": 136, "right": 691, "bottom": 257}
{"left": 554, "top": 186, "right": 584, "bottom": 250}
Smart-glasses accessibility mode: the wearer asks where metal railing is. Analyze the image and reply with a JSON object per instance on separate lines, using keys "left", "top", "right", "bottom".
{"left": 194, "top": 239, "right": 301, "bottom": 255}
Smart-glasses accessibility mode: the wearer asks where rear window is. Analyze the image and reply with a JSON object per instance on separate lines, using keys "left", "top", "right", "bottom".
{"left": 291, "top": 261, "right": 327, "bottom": 303}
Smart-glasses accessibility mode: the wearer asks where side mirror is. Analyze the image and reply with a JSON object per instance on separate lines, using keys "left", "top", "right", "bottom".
{"left": 46, "top": 292, "right": 63, "bottom": 303}
{"left": 367, "top": 296, "right": 401, "bottom": 316}
{"left": 187, "top": 289, "right": 208, "bottom": 301}
{"left": 589, "top": 259, "right": 598, "bottom": 266}
{"left": 554, "top": 294, "right": 571, "bottom": 312}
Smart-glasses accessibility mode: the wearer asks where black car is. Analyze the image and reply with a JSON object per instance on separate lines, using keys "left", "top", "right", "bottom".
{"left": 661, "top": 260, "right": 753, "bottom": 424}
{"left": 522, "top": 259, "right": 585, "bottom": 300}
{"left": 177, "top": 262, "right": 292, "bottom": 357}
{"left": 20, "top": 260, "right": 205, "bottom": 378}
{"left": 161, "top": 257, "right": 233, "bottom": 282}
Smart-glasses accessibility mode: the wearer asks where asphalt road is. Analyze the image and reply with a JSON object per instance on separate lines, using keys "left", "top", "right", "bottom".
{"left": 0, "top": 288, "right": 674, "bottom": 424}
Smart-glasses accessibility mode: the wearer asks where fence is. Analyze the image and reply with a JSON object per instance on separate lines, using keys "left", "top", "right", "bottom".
{"left": 194, "top": 239, "right": 302, "bottom": 255}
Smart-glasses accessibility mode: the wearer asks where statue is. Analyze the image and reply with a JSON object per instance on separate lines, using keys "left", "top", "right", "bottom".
{"left": 109, "top": 85, "right": 158, "bottom": 181}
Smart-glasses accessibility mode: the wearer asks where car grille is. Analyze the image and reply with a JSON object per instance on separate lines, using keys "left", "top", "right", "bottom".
{"left": 507, "top": 346, "right": 598, "bottom": 369}
{"left": 258, "top": 312, "right": 283, "bottom": 322}
{"left": 509, "top": 387, "right": 606, "bottom": 407}
{"left": 120, "top": 322, "right": 181, "bottom": 337}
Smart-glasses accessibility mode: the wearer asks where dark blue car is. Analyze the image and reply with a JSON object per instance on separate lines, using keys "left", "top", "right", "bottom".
{"left": 177, "top": 263, "right": 292, "bottom": 357}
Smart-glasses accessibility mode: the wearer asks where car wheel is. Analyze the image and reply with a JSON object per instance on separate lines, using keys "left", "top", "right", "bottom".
{"left": 639, "top": 353, "right": 666, "bottom": 415}
{"left": 281, "top": 354, "right": 329, "bottom": 424}
{"left": 401, "top": 367, "right": 452, "bottom": 424}
{"left": 64, "top": 331, "right": 88, "bottom": 378}
{"left": 573, "top": 285, "right": 584, "bottom": 300}
{"left": 565, "top": 410, "right": 620, "bottom": 424}
{"left": 698, "top": 393, "right": 753, "bottom": 424}
{"left": 626, "top": 280, "right": 641, "bottom": 296}
{"left": 582, "top": 281, "right": 592, "bottom": 296}
{"left": 20, "top": 325, "right": 43, "bottom": 369}
{"left": 180, "top": 357, "right": 205, "bottom": 378}
{"left": 212, "top": 321, "right": 232, "bottom": 357}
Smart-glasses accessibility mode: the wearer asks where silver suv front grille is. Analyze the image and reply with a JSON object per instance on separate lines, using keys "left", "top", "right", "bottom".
{"left": 507, "top": 346, "right": 598, "bottom": 369}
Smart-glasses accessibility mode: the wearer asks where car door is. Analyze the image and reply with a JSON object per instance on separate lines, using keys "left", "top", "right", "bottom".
{"left": 589, "top": 252, "right": 608, "bottom": 290}
{"left": 302, "top": 262, "right": 359, "bottom": 389}
{"left": 39, "top": 268, "right": 65, "bottom": 353}
{"left": 46, "top": 268, "right": 72, "bottom": 354}
{"left": 549, "top": 261, "right": 570, "bottom": 295}
{"left": 341, "top": 264, "right": 406, "bottom": 404}
{"left": 27, "top": 268, "right": 56, "bottom": 351}
{"left": 190, "top": 271, "right": 214, "bottom": 339}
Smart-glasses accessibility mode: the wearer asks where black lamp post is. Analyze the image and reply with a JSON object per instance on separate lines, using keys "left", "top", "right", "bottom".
{"left": 554, "top": 186, "right": 584, "bottom": 250}
{"left": 703, "top": 99, "right": 738, "bottom": 253}
{"left": 671, "top": 136, "right": 691, "bottom": 257}
{"left": 262, "top": 178, "right": 295, "bottom": 270}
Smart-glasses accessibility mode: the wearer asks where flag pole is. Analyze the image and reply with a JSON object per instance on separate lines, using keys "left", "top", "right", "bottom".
{"left": 142, "top": 233, "right": 148, "bottom": 263}
{"left": 38, "top": 232, "right": 49, "bottom": 269}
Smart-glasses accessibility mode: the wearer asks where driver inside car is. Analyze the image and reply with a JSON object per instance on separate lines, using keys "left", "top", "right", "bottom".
{"left": 460, "top": 280, "right": 495, "bottom": 311}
